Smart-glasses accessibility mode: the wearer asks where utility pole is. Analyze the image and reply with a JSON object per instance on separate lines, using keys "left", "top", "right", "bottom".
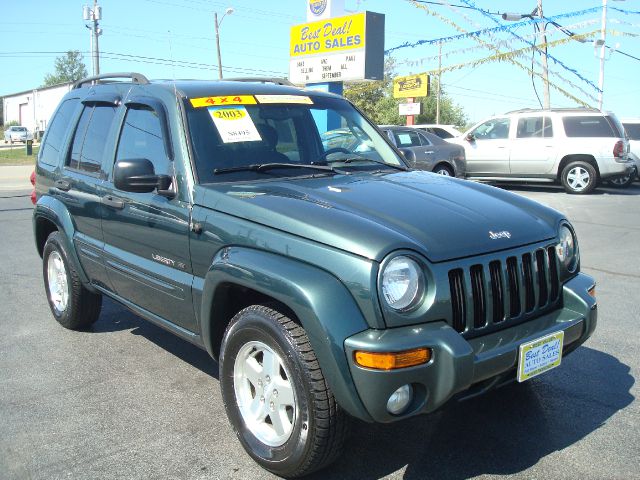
{"left": 436, "top": 41, "right": 442, "bottom": 124}
{"left": 537, "top": 0, "right": 550, "bottom": 109}
{"left": 83, "top": 1, "right": 102, "bottom": 76}
{"left": 598, "top": 0, "right": 608, "bottom": 110}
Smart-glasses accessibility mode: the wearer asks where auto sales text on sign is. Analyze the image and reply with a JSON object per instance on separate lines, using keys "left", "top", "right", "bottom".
{"left": 290, "top": 13, "right": 366, "bottom": 57}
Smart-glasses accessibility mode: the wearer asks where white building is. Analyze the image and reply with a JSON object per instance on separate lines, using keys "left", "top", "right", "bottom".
{"left": 2, "top": 82, "right": 72, "bottom": 134}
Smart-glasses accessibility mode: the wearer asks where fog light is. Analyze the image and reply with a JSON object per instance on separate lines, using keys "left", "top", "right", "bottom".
{"left": 386, "top": 384, "right": 413, "bottom": 415}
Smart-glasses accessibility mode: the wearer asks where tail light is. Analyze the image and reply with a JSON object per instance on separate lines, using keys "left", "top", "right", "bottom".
{"left": 30, "top": 170, "right": 36, "bottom": 205}
{"left": 613, "top": 140, "right": 624, "bottom": 158}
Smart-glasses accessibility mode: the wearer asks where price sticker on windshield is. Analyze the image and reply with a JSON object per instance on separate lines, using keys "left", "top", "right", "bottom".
{"left": 190, "top": 95, "right": 257, "bottom": 108}
{"left": 208, "top": 106, "right": 262, "bottom": 143}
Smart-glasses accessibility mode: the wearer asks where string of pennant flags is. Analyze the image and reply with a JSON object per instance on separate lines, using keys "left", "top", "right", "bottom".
{"left": 458, "top": 0, "right": 602, "bottom": 93}
{"left": 406, "top": 1, "right": 594, "bottom": 106}
{"left": 397, "top": 20, "right": 600, "bottom": 67}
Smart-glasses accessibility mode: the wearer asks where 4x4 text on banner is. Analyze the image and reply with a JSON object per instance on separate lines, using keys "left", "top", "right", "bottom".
{"left": 289, "top": 11, "right": 384, "bottom": 85}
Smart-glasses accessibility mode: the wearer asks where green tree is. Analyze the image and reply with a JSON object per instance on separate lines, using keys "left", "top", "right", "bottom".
{"left": 344, "top": 58, "right": 467, "bottom": 128}
{"left": 43, "top": 51, "right": 88, "bottom": 86}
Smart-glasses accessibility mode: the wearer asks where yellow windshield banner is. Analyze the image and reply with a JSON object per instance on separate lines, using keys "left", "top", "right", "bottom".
{"left": 255, "top": 95, "right": 314, "bottom": 104}
{"left": 290, "top": 12, "right": 366, "bottom": 57}
{"left": 190, "top": 95, "right": 257, "bottom": 108}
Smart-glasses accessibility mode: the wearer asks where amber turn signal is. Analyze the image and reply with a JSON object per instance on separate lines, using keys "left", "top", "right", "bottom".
{"left": 354, "top": 348, "right": 431, "bottom": 370}
{"left": 588, "top": 285, "right": 596, "bottom": 298}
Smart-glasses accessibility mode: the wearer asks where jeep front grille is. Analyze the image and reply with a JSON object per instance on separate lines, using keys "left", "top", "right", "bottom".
{"left": 449, "top": 246, "right": 561, "bottom": 336}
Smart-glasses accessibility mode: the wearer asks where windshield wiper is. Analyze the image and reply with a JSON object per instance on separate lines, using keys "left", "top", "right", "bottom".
{"left": 214, "top": 163, "right": 348, "bottom": 175}
{"left": 325, "top": 156, "right": 408, "bottom": 171}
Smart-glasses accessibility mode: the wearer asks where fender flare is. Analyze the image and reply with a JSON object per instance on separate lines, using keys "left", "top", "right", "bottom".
{"left": 33, "top": 196, "right": 92, "bottom": 287}
{"left": 201, "top": 246, "right": 373, "bottom": 421}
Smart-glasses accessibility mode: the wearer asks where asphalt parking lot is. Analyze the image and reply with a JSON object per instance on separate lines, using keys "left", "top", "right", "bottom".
{"left": 1, "top": 182, "right": 638, "bottom": 480}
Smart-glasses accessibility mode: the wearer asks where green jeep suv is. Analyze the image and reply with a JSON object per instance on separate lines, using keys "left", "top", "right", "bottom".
{"left": 32, "top": 73, "right": 597, "bottom": 477}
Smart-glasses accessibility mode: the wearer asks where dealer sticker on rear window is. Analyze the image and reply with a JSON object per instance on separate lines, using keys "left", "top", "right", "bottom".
{"left": 207, "top": 106, "right": 262, "bottom": 143}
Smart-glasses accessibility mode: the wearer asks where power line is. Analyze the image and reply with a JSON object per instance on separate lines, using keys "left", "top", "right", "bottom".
{"left": 410, "top": 0, "right": 500, "bottom": 15}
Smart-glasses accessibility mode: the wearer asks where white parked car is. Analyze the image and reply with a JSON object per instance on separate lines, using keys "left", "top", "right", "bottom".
{"left": 411, "top": 124, "right": 463, "bottom": 140}
{"left": 621, "top": 118, "right": 640, "bottom": 180}
{"left": 4, "top": 126, "right": 33, "bottom": 144}
{"left": 452, "top": 108, "right": 634, "bottom": 194}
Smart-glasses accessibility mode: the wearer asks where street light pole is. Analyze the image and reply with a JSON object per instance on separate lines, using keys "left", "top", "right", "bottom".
{"left": 215, "top": 7, "right": 234, "bottom": 80}
{"left": 82, "top": 1, "right": 102, "bottom": 76}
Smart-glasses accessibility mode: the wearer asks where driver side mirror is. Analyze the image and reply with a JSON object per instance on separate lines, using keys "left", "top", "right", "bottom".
{"left": 113, "top": 158, "right": 173, "bottom": 197}
{"left": 465, "top": 133, "right": 475, "bottom": 142}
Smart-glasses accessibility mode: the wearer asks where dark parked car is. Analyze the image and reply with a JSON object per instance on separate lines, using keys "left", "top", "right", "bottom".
{"left": 32, "top": 73, "right": 596, "bottom": 478}
{"left": 379, "top": 125, "right": 466, "bottom": 177}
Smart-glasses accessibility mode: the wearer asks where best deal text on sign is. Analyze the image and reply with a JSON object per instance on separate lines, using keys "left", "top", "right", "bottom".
{"left": 289, "top": 11, "right": 384, "bottom": 85}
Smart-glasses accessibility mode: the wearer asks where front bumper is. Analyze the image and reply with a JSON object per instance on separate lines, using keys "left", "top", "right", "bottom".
{"left": 344, "top": 272, "right": 597, "bottom": 423}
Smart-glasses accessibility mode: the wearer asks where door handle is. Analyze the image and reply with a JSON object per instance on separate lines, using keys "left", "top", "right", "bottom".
{"left": 102, "top": 194, "right": 125, "bottom": 209}
{"left": 424, "top": 150, "right": 434, "bottom": 154}
{"left": 54, "top": 180, "right": 70, "bottom": 191}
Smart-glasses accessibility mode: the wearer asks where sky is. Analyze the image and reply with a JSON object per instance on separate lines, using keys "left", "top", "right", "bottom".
{"left": 1, "top": 0, "right": 639, "bottom": 124}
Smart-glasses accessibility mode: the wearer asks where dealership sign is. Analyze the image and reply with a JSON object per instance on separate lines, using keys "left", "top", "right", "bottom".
{"left": 289, "top": 11, "right": 384, "bottom": 84}
{"left": 399, "top": 102, "right": 422, "bottom": 116}
{"left": 393, "top": 73, "right": 430, "bottom": 99}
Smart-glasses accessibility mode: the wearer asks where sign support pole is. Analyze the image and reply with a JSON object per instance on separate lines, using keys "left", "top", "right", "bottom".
{"left": 307, "top": 82, "right": 344, "bottom": 131}
{"left": 406, "top": 97, "right": 415, "bottom": 126}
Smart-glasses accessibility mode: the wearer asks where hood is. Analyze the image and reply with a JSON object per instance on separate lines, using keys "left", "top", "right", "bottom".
{"left": 196, "top": 171, "right": 563, "bottom": 262}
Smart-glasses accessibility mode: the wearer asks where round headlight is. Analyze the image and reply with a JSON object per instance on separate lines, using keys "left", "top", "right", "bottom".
{"left": 381, "top": 256, "right": 424, "bottom": 311}
{"left": 557, "top": 225, "right": 578, "bottom": 272}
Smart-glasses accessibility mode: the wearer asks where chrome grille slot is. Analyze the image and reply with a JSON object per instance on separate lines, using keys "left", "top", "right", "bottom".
{"left": 489, "top": 260, "right": 505, "bottom": 323}
{"left": 522, "top": 253, "right": 535, "bottom": 312}
{"left": 536, "top": 249, "right": 548, "bottom": 306}
{"left": 548, "top": 246, "right": 560, "bottom": 301}
{"left": 448, "top": 268, "right": 466, "bottom": 333}
{"left": 470, "top": 264, "right": 486, "bottom": 329}
{"left": 506, "top": 256, "right": 521, "bottom": 318}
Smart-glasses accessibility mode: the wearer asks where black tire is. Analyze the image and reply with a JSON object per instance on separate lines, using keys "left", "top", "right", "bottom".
{"left": 42, "top": 231, "right": 102, "bottom": 330}
{"left": 433, "top": 163, "right": 454, "bottom": 176}
{"left": 560, "top": 161, "right": 598, "bottom": 194}
{"left": 219, "top": 305, "right": 349, "bottom": 478}
{"left": 607, "top": 167, "right": 636, "bottom": 188}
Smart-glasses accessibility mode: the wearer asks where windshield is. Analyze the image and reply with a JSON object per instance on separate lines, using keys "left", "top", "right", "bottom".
{"left": 184, "top": 94, "right": 404, "bottom": 183}
{"left": 623, "top": 123, "right": 640, "bottom": 140}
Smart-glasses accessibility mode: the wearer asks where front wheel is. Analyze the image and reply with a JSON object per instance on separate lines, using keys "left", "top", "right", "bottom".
{"left": 561, "top": 161, "right": 597, "bottom": 194}
{"left": 219, "top": 305, "right": 349, "bottom": 478}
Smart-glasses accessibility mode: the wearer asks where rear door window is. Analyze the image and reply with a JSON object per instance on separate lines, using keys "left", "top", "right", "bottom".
{"left": 562, "top": 116, "right": 617, "bottom": 137}
{"left": 516, "top": 116, "right": 553, "bottom": 138}
{"left": 394, "top": 130, "right": 422, "bottom": 147}
{"left": 67, "top": 104, "right": 117, "bottom": 174}
{"left": 40, "top": 98, "right": 80, "bottom": 166}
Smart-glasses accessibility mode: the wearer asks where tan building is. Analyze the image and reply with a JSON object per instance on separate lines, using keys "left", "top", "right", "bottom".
{"left": 2, "top": 82, "right": 72, "bottom": 134}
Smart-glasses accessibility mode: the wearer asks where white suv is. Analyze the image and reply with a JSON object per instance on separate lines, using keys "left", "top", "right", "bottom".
{"left": 453, "top": 108, "right": 634, "bottom": 194}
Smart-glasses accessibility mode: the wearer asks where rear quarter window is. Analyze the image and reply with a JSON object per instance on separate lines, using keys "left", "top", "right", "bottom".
{"left": 39, "top": 98, "right": 80, "bottom": 166}
{"left": 562, "top": 116, "right": 617, "bottom": 137}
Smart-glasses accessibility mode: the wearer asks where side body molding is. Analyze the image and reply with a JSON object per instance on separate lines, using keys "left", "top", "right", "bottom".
{"left": 200, "top": 246, "right": 373, "bottom": 422}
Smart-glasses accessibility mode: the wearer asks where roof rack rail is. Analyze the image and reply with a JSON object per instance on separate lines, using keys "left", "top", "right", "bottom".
{"left": 224, "top": 77, "right": 294, "bottom": 87}
{"left": 73, "top": 72, "right": 150, "bottom": 89}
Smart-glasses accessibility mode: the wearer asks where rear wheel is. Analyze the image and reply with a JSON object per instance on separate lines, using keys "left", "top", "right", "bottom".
{"left": 608, "top": 168, "right": 636, "bottom": 188}
{"left": 561, "top": 161, "right": 597, "bottom": 194}
{"left": 43, "top": 232, "right": 102, "bottom": 330}
{"left": 433, "top": 164, "right": 454, "bottom": 176}
{"left": 220, "top": 305, "right": 349, "bottom": 478}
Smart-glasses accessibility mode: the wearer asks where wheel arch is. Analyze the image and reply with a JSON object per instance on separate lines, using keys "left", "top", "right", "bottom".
{"left": 33, "top": 196, "right": 91, "bottom": 286}
{"left": 200, "top": 246, "right": 372, "bottom": 421}
{"left": 432, "top": 161, "right": 455, "bottom": 175}
{"left": 557, "top": 154, "right": 600, "bottom": 181}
